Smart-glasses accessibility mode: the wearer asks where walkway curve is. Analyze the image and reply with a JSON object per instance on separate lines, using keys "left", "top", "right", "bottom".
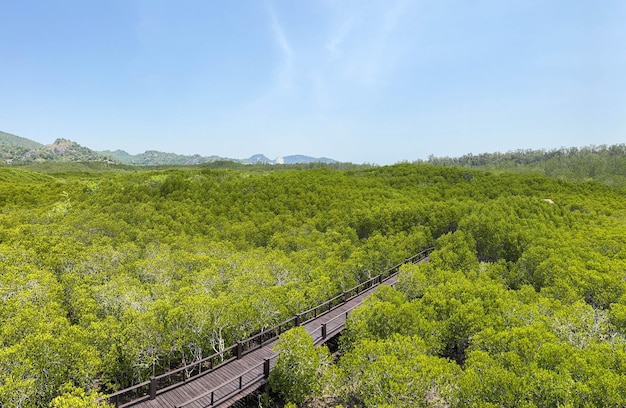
{"left": 109, "top": 248, "right": 433, "bottom": 408}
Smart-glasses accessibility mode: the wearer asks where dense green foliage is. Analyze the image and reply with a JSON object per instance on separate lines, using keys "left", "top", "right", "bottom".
{"left": 1, "top": 160, "right": 624, "bottom": 407}
{"left": 423, "top": 144, "right": 626, "bottom": 187}
{"left": 270, "top": 327, "right": 331, "bottom": 405}
{"left": 281, "top": 167, "right": 626, "bottom": 406}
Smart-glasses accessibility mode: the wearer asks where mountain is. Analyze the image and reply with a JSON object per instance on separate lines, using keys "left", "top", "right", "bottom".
{"left": 0, "top": 134, "right": 113, "bottom": 164}
{"left": 101, "top": 149, "right": 226, "bottom": 166}
{"left": 241, "top": 154, "right": 337, "bottom": 165}
{"left": 242, "top": 154, "right": 272, "bottom": 164}
{"left": 0, "top": 130, "right": 338, "bottom": 166}
{"left": 105, "top": 151, "right": 338, "bottom": 166}
{"left": 0, "top": 130, "right": 44, "bottom": 163}
{"left": 44, "top": 139, "right": 113, "bottom": 162}
{"left": 279, "top": 155, "right": 336, "bottom": 164}
{"left": 0, "top": 130, "right": 44, "bottom": 150}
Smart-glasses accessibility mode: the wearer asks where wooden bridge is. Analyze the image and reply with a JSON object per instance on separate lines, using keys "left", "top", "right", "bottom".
{"left": 108, "top": 248, "right": 433, "bottom": 408}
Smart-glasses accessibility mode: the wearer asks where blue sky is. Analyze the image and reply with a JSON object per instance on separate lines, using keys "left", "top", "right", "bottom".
{"left": 1, "top": 1, "right": 624, "bottom": 164}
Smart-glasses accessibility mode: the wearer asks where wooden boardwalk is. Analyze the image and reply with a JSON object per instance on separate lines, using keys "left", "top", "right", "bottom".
{"left": 110, "top": 248, "right": 432, "bottom": 408}
{"left": 132, "top": 275, "right": 398, "bottom": 408}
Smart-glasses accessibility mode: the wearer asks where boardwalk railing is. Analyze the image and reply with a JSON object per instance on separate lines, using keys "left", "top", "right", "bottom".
{"left": 173, "top": 282, "right": 406, "bottom": 408}
{"left": 174, "top": 356, "right": 278, "bottom": 408}
{"left": 108, "top": 247, "right": 433, "bottom": 407}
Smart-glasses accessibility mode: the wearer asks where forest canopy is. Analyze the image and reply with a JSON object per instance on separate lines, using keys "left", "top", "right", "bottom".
{"left": 0, "top": 159, "right": 625, "bottom": 407}
{"left": 422, "top": 143, "right": 626, "bottom": 188}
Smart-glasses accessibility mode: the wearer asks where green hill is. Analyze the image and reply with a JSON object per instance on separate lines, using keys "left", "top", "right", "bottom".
{"left": 0, "top": 130, "right": 44, "bottom": 150}
{"left": 423, "top": 144, "right": 626, "bottom": 187}
{"left": 101, "top": 149, "right": 225, "bottom": 166}
{"left": 0, "top": 133, "right": 116, "bottom": 165}
{"left": 42, "top": 138, "right": 114, "bottom": 163}
{"left": 0, "top": 130, "right": 44, "bottom": 164}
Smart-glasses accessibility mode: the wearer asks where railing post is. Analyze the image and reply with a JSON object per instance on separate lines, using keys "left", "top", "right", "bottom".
{"left": 264, "top": 358, "right": 270, "bottom": 379}
{"left": 103, "top": 248, "right": 435, "bottom": 408}
{"left": 239, "top": 376, "right": 243, "bottom": 389}
{"left": 150, "top": 377, "right": 157, "bottom": 400}
{"left": 211, "top": 391, "right": 214, "bottom": 405}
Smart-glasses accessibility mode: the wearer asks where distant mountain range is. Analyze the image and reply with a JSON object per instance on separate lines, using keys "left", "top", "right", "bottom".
{"left": 0, "top": 130, "right": 337, "bottom": 166}
{"left": 0, "top": 131, "right": 113, "bottom": 164}
{"left": 239, "top": 153, "right": 336, "bottom": 165}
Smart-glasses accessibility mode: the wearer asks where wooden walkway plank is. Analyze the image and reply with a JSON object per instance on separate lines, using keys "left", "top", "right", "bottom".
{"left": 121, "top": 251, "right": 430, "bottom": 408}
{"left": 136, "top": 276, "right": 392, "bottom": 407}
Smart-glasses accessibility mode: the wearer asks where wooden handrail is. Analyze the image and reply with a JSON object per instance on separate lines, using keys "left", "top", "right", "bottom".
{"left": 108, "top": 247, "right": 433, "bottom": 406}
{"left": 153, "top": 343, "right": 237, "bottom": 381}
{"left": 106, "top": 380, "right": 150, "bottom": 408}
{"left": 174, "top": 356, "right": 278, "bottom": 408}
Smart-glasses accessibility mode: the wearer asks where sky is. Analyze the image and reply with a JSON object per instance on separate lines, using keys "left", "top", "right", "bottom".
{"left": 1, "top": 1, "right": 625, "bottom": 165}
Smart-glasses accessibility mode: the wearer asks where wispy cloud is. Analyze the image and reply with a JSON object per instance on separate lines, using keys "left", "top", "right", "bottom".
{"left": 226, "top": 1, "right": 299, "bottom": 145}
{"left": 357, "top": 0, "right": 410, "bottom": 85}
{"left": 266, "top": 1, "right": 294, "bottom": 94}
{"left": 240, "top": 1, "right": 415, "bottom": 139}
{"left": 324, "top": 0, "right": 411, "bottom": 87}
{"left": 326, "top": 16, "right": 354, "bottom": 60}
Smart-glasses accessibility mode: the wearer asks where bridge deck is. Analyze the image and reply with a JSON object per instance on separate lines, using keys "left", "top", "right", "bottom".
{"left": 131, "top": 274, "right": 399, "bottom": 408}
